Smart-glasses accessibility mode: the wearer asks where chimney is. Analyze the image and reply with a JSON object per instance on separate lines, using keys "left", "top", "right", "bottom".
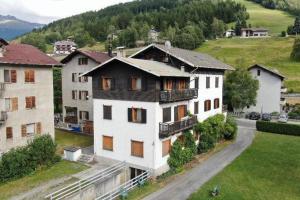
{"left": 116, "top": 46, "right": 126, "bottom": 57}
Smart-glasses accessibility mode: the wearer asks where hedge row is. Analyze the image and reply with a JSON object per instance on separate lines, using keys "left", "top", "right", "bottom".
{"left": 256, "top": 121, "right": 300, "bottom": 136}
{"left": 0, "top": 135, "right": 60, "bottom": 183}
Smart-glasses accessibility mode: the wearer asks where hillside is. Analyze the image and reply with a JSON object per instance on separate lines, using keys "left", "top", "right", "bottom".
{"left": 0, "top": 15, "right": 44, "bottom": 40}
{"left": 246, "top": 0, "right": 300, "bottom": 15}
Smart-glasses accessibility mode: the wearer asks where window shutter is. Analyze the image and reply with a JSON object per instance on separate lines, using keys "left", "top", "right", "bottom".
{"left": 131, "top": 141, "right": 144, "bottom": 157}
{"left": 128, "top": 108, "right": 132, "bottom": 122}
{"left": 36, "top": 122, "right": 42, "bottom": 135}
{"left": 162, "top": 139, "right": 171, "bottom": 157}
{"left": 32, "top": 97, "right": 36, "bottom": 108}
{"left": 103, "top": 136, "right": 113, "bottom": 151}
{"left": 25, "top": 97, "right": 31, "bottom": 109}
{"left": 30, "top": 70, "right": 35, "bottom": 82}
{"left": 208, "top": 100, "right": 211, "bottom": 110}
{"left": 142, "top": 78, "right": 147, "bottom": 91}
{"left": 25, "top": 70, "right": 30, "bottom": 82}
{"left": 141, "top": 109, "right": 147, "bottom": 124}
{"left": 12, "top": 97, "right": 18, "bottom": 111}
{"left": 174, "top": 106, "right": 178, "bottom": 121}
{"left": 21, "top": 125, "right": 27, "bottom": 137}
{"left": 11, "top": 70, "right": 17, "bottom": 83}
{"left": 6, "top": 127, "right": 13, "bottom": 139}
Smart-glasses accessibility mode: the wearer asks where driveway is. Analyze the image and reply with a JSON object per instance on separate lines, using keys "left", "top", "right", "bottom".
{"left": 143, "top": 120, "right": 256, "bottom": 200}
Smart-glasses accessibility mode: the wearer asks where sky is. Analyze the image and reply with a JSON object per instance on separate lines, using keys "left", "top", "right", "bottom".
{"left": 0, "top": 0, "right": 132, "bottom": 24}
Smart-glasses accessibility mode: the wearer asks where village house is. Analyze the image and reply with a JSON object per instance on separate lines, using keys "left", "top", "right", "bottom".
{"left": 54, "top": 39, "right": 77, "bottom": 55}
{"left": 241, "top": 28, "right": 269, "bottom": 38}
{"left": 0, "top": 38, "right": 60, "bottom": 154}
{"left": 61, "top": 50, "right": 112, "bottom": 134}
{"left": 83, "top": 43, "right": 232, "bottom": 177}
{"left": 246, "top": 64, "right": 286, "bottom": 113}
{"left": 148, "top": 28, "right": 160, "bottom": 43}
{"left": 224, "top": 29, "right": 236, "bottom": 38}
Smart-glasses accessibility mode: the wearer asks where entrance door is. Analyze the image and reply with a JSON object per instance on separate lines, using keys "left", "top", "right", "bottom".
{"left": 130, "top": 167, "right": 145, "bottom": 180}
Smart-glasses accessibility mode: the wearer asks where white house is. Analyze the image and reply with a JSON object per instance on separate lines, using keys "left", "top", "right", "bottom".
{"left": 54, "top": 39, "right": 77, "bottom": 55}
{"left": 246, "top": 64, "right": 285, "bottom": 113}
{"left": 0, "top": 38, "right": 59, "bottom": 154}
{"left": 61, "top": 50, "right": 112, "bottom": 134}
{"left": 241, "top": 28, "right": 269, "bottom": 38}
{"left": 224, "top": 29, "right": 235, "bottom": 38}
{"left": 83, "top": 43, "right": 232, "bottom": 177}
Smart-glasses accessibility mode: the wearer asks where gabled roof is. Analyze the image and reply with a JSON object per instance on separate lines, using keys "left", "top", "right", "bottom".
{"left": 61, "top": 50, "right": 112, "bottom": 64}
{"left": 83, "top": 57, "right": 191, "bottom": 78}
{"left": 241, "top": 28, "right": 268, "bottom": 32}
{"left": 130, "top": 43, "right": 233, "bottom": 70}
{"left": 248, "top": 64, "right": 285, "bottom": 80}
{"left": 0, "top": 43, "right": 60, "bottom": 66}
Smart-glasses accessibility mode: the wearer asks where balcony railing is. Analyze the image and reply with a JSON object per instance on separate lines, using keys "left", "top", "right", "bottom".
{"left": 160, "top": 89, "right": 198, "bottom": 103}
{"left": 159, "top": 115, "right": 198, "bottom": 138}
{"left": 64, "top": 116, "right": 78, "bottom": 124}
{"left": 0, "top": 111, "right": 8, "bottom": 125}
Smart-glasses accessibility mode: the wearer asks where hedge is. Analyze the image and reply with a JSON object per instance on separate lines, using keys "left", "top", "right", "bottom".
{"left": 256, "top": 121, "right": 300, "bottom": 136}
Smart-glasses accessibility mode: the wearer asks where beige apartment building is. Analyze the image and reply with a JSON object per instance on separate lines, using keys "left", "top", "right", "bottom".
{"left": 0, "top": 38, "right": 60, "bottom": 154}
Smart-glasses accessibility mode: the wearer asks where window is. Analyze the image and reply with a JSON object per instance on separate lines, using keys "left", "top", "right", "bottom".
{"left": 177, "top": 80, "right": 186, "bottom": 90}
{"left": 101, "top": 77, "right": 114, "bottom": 90}
{"left": 162, "top": 139, "right": 171, "bottom": 157}
{"left": 162, "top": 107, "right": 171, "bottom": 123}
{"left": 214, "top": 98, "right": 220, "bottom": 109}
{"left": 131, "top": 140, "right": 144, "bottom": 158}
{"left": 78, "top": 57, "right": 88, "bottom": 65}
{"left": 128, "top": 108, "right": 147, "bottom": 123}
{"left": 25, "top": 70, "right": 35, "bottom": 83}
{"left": 72, "top": 90, "right": 77, "bottom": 100}
{"left": 195, "top": 77, "right": 199, "bottom": 89}
{"left": 194, "top": 101, "right": 199, "bottom": 114}
{"left": 72, "top": 73, "right": 77, "bottom": 82}
{"left": 206, "top": 77, "right": 210, "bottom": 89}
{"left": 78, "top": 73, "right": 88, "bottom": 83}
{"left": 130, "top": 77, "right": 142, "bottom": 90}
{"left": 215, "top": 77, "right": 219, "bottom": 88}
{"left": 25, "top": 96, "right": 36, "bottom": 109}
{"left": 79, "top": 111, "right": 89, "bottom": 120}
{"left": 174, "top": 105, "right": 187, "bottom": 121}
{"left": 21, "top": 123, "right": 35, "bottom": 137}
{"left": 164, "top": 79, "right": 173, "bottom": 90}
{"left": 103, "top": 136, "right": 113, "bottom": 151}
{"left": 257, "top": 69, "right": 261, "bottom": 76}
{"left": 103, "top": 105, "right": 112, "bottom": 120}
{"left": 79, "top": 91, "right": 89, "bottom": 100}
{"left": 6, "top": 127, "right": 13, "bottom": 139}
{"left": 4, "top": 70, "right": 17, "bottom": 83}
{"left": 5, "top": 97, "right": 18, "bottom": 112}
{"left": 204, "top": 100, "right": 211, "bottom": 112}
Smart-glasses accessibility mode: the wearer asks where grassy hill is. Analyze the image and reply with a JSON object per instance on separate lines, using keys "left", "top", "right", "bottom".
{"left": 232, "top": 0, "right": 294, "bottom": 35}
{"left": 197, "top": 37, "right": 299, "bottom": 92}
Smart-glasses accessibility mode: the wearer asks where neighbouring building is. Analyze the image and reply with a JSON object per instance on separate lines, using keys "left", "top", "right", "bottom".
{"left": 61, "top": 50, "right": 112, "bottom": 134}
{"left": 0, "top": 38, "right": 60, "bottom": 154}
{"left": 246, "top": 64, "right": 285, "bottom": 113}
{"left": 54, "top": 39, "right": 77, "bottom": 55}
{"left": 224, "top": 29, "right": 236, "bottom": 38}
{"left": 241, "top": 28, "right": 269, "bottom": 38}
{"left": 83, "top": 43, "right": 232, "bottom": 176}
{"left": 148, "top": 28, "right": 160, "bottom": 43}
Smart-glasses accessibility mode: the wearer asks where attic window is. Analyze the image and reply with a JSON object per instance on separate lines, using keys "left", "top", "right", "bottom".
{"left": 257, "top": 69, "right": 261, "bottom": 76}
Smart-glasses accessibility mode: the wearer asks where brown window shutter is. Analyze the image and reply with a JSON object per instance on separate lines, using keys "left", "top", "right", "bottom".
{"left": 103, "top": 136, "right": 113, "bottom": 151}
{"left": 131, "top": 140, "right": 144, "bottom": 158}
{"left": 11, "top": 70, "right": 17, "bottom": 83}
{"left": 30, "top": 70, "right": 35, "bottom": 82}
{"left": 25, "top": 70, "right": 30, "bottom": 82}
{"left": 36, "top": 122, "right": 42, "bottom": 135}
{"left": 32, "top": 97, "right": 36, "bottom": 108}
{"left": 21, "top": 125, "right": 27, "bottom": 137}
{"left": 162, "top": 139, "right": 171, "bottom": 157}
{"left": 25, "top": 97, "right": 31, "bottom": 109}
{"left": 6, "top": 127, "right": 13, "bottom": 139}
{"left": 12, "top": 97, "right": 18, "bottom": 111}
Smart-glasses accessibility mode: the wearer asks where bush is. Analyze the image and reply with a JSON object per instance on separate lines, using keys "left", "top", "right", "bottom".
{"left": 224, "top": 116, "right": 238, "bottom": 140}
{"left": 198, "top": 133, "right": 216, "bottom": 153}
{"left": 256, "top": 121, "right": 300, "bottom": 136}
{"left": 0, "top": 135, "right": 59, "bottom": 183}
{"left": 291, "top": 38, "right": 300, "bottom": 62}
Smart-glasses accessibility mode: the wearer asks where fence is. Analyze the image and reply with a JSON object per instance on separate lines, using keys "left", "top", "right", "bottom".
{"left": 45, "top": 161, "right": 126, "bottom": 200}
{"left": 95, "top": 170, "right": 150, "bottom": 200}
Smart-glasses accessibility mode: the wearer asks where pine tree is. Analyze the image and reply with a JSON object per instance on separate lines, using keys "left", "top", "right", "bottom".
{"left": 293, "top": 17, "right": 300, "bottom": 35}
{"left": 291, "top": 38, "right": 300, "bottom": 62}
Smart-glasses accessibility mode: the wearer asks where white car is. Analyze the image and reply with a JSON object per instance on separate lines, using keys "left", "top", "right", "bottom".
{"left": 278, "top": 114, "right": 288, "bottom": 123}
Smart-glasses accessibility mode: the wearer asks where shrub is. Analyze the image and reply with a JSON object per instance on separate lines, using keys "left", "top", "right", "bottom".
{"left": 183, "top": 131, "right": 197, "bottom": 155}
{"left": 224, "top": 116, "right": 238, "bottom": 140}
{"left": 0, "top": 135, "right": 59, "bottom": 183}
{"left": 168, "top": 140, "right": 184, "bottom": 170}
{"left": 198, "top": 132, "right": 216, "bottom": 153}
{"left": 256, "top": 121, "right": 300, "bottom": 136}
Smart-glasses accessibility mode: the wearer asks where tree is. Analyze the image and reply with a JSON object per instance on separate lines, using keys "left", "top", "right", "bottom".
{"left": 211, "top": 18, "right": 226, "bottom": 39}
{"left": 293, "top": 17, "right": 300, "bottom": 35}
{"left": 291, "top": 38, "right": 300, "bottom": 62}
{"left": 224, "top": 68, "right": 259, "bottom": 111}
{"left": 21, "top": 33, "right": 47, "bottom": 52}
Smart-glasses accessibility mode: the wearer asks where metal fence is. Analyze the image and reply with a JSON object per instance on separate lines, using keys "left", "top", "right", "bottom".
{"left": 45, "top": 161, "right": 126, "bottom": 200}
{"left": 95, "top": 170, "right": 150, "bottom": 200}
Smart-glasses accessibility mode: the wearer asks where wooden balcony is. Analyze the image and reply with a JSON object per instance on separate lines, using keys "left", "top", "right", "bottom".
{"left": 159, "top": 115, "right": 198, "bottom": 138}
{"left": 159, "top": 89, "right": 198, "bottom": 103}
{"left": 0, "top": 111, "right": 8, "bottom": 125}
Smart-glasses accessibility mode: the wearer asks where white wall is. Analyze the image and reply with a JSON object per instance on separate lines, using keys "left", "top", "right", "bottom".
{"left": 246, "top": 68, "right": 282, "bottom": 113}
{"left": 0, "top": 66, "right": 54, "bottom": 152}
{"left": 62, "top": 54, "right": 98, "bottom": 124}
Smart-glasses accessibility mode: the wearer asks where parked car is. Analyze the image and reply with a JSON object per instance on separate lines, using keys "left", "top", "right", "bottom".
{"left": 262, "top": 113, "right": 271, "bottom": 121}
{"left": 248, "top": 112, "right": 261, "bottom": 120}
{"left": 278, "top": 114, "right": 288, "bottom": 123}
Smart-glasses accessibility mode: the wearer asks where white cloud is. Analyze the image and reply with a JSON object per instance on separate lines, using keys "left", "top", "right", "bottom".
{"left": 0, "top": 0, "right": 132, "bottom": 24}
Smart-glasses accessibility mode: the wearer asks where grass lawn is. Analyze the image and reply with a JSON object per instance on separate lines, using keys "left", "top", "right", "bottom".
{"left": 197, "top": 37, "right": 300, "bottom": 92}
{"left": 189, "top": 133, "right": 300, "bottom": 200}
{"left": 0, "top": 160, "right": 88, "bottom": 200}
{"left": 55, "top": 129, "right": 94, "bottom": 154}
{"left": 233, "top": 0, "right": 294, "bottom": 35}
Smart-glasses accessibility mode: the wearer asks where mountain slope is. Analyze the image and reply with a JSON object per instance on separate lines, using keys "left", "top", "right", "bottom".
{"left": 0, "top": 15, "right": 44, "bottom": 40}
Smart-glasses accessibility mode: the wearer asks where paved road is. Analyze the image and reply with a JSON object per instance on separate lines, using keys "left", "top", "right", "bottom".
{"left": 143, "top": 120, "right": 256, "bottom": 200}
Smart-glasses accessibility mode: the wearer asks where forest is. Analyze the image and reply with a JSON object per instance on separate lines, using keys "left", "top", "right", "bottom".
{"left": 20, "top": 0, "right": 249, "bottom": 51}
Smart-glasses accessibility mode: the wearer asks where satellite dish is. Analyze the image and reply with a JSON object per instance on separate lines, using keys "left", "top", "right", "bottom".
{"left": 165, "top": 41, "right": 172, "bottom": 50}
